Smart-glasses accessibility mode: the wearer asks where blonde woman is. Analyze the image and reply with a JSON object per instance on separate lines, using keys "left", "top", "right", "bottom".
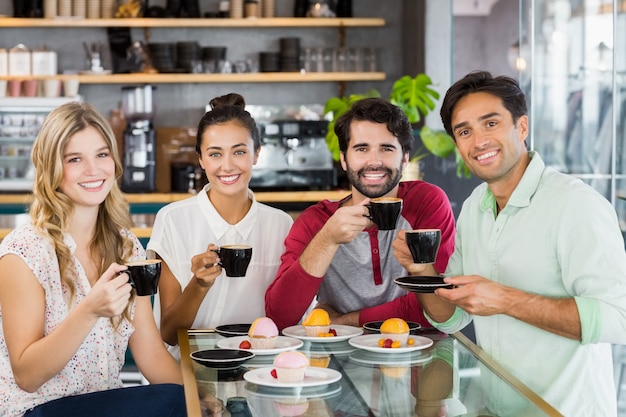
{"left": 0, "top": 102, "right": 185, "bottom": 417}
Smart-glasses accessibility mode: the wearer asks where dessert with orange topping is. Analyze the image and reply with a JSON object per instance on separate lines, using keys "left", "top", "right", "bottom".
{"left": 379, "top": 318, "right": 410, "bottom": 346}
{"left": 248, "top": 317, "right": 278, "bottom": 349}
{"left": 302, "top": 308, "right": 331, "bottom": 337}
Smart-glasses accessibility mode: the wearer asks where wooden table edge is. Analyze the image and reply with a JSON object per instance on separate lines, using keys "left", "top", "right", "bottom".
{"left": 178, "top": 328, "right": 202, "bottom": 417}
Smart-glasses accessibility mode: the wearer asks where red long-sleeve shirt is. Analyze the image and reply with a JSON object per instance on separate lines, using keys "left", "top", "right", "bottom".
{"left": 265, "top": 181, "right": 456, "bottom": 330}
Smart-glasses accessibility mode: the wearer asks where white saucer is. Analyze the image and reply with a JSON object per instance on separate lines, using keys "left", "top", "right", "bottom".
{"left": 217, "top": 335, "right": 303, "bottom": 355}
{"left": 243, "top": 367, "right": 342, "bottom": 388}
{"left": 245, "top": 381, "right": 342, "bottom": 399}
{"left": 349, "top": 349, "right": 433, "bottom": 367}
{"left": 348, "top": 334, "right": 433, "bottom": 353}
{"left": 282, "top": 324, "right": 363, "bottom": 343}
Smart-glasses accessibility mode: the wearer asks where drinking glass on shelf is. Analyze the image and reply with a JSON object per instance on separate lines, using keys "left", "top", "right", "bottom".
{"left": 301, "top": 48, "right": 314, "bottom": 72}
{"left": 314, "top": 47, "right": 325, "bottom": 73}
{"left": 335, "top": 47, "right": 347, "bottom": 72}
{"left": 323, "top": 48, "right": 334, "bottom": 72}
{"left": 363, "top": 47, "right": 378, "bottom": 72}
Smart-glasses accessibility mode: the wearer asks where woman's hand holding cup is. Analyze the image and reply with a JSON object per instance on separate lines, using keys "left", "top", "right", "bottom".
{"left": 192, "top": 244, "right": 222, "bottom": 288}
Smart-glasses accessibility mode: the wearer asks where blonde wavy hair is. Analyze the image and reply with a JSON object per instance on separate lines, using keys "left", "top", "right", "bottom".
{"left": 29, "top": 102, "right": 135, "bottom": 326}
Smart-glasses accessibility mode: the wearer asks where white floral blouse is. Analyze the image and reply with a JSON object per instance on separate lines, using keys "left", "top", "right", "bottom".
{"left": 0, "top": 222, "right": 144, "bottom": 417}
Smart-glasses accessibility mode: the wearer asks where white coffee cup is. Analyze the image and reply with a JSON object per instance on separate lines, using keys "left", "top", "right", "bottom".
{"left": 43, "top": 79, "right": 61, "bottom": 97}
{"left": 63, "top": 77, "right": 80, "bottom": 97}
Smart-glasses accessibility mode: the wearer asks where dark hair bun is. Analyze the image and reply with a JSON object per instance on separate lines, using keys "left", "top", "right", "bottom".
{"left": 209, "top": 93, "right": 246, "bottom": 110}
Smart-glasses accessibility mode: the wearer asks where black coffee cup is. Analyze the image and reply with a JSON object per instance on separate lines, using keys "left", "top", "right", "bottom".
{"left": 124, "top": 259, "right": 162, "bottom": 296}
{"left": 405, "top": 229, "right": 441, "bottom": 264}
{"left": 367, "top": 197, "right": 403, "bottom": 230}
{"left": 217, "top": 245, "right": 252, "bottom": 277}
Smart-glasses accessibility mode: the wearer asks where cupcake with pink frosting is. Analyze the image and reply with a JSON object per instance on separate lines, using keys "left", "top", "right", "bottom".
{"left": 248, "top": 317, "right": 279, "bottom": 349}
{"left": 273, "top": 351, "right": 309, "bottom": 383}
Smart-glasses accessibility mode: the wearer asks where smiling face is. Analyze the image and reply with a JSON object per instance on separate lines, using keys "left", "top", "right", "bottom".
{"left": 59, "top": 125, "right": 115, "bottom": 210}
{"left": 340, "top": 120, "right": 408, "bottom": 201}
{"left": 451, "top": 91, "right": 529, "bottom": 188}
{"left": 198, "top": 121, "right": 259, "bottom": 199}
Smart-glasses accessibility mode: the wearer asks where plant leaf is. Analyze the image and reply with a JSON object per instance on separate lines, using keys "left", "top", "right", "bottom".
{"left": 389, "top": 74, "right": 440, "bottom": 124}
{"left": 323, "top": 90, "right": 381, "bottom": 161}
{"left": 419, "top": 126, "right": 455, "bottom": 159}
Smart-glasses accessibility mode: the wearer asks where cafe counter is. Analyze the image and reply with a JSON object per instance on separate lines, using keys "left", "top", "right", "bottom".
{"left": 0, "top": 190, "right": 350, "bottom": 239}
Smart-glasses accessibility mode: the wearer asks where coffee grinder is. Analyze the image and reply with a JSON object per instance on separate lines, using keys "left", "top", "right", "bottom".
{"left": 121, "top": 85, "right": 157, "bottom": 192}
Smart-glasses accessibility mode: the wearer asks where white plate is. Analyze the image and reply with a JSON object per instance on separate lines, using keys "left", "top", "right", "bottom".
{"left": 348, "top": 334, "right": 433, "bottom": 353}
{"left": 243, "top": 366, "right": 342, "bottom": 388}
{"left": 245, "top": 382, "right": 342, "bottom": 399}
{"left": 217, "top": 335, "right": 303, "bottom": 355}
{"left": 349, "top": 349, "right": 433, "bottom": 367}
{"left": 299, "top": 340, "right": 356, "bottom": 356}
{"left": 282, "top": 324, "right": 363, "bottom": 343}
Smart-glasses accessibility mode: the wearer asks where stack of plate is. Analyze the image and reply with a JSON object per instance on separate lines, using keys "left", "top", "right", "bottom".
{"left": 148, "top": 42, "right": 178, "bottom": 73}
{"left": 44, "top": 0, "right": 57, "bottom": 18}
{"left": 262, "top": 0, "right": 275, "bottom": 17}
{"left": 279, "top": 37, "right": 300, "bottom": 72}
{"left": 57, "top": 0, "right": 72, "bottom": 17}
{"left": 259, "top": 52, "right": 280, "bottom": 72}
{"left": 101, "top": 0, "right": 115, "bottom": 18}
{"left": 230, "top": 0, "right": 244, "bottom": 18}
{"left": 176, "top": 41, "right": 201, "bottom": 73}
{"left": 72, "top": 0, "right": 86, "bottom": 17}
{"left": 87, "top": 0, "right": 100, "bottom": 18}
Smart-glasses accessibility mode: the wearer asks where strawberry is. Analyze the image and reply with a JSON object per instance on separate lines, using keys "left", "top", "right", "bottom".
{"left": 329, "top": 328, "right": 337, "bottom": 336}
{"left": 270, "top": 369, "right": 278, "bottom": 379}
{"left": 239, "top": 340, "right": 252, "bottom": 349}
{"left": 383, "top": 338, "right": 393, "bottom": 349}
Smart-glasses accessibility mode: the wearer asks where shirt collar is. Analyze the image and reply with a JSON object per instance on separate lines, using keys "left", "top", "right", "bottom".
{"left": 196, "top": 183, "right": 259, "bottom": 241}
{"left": 480, "top": 151, "right": 545, "bottom": 213}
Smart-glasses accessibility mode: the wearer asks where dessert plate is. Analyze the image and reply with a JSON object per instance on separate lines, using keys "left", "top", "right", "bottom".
{"left": 282, "top": 324, "right": 363, "bottom": 343}
{"left": 190, "top": 349, "right": 255, "bottom": 369}
{"left": 393, "top": 275, "right": 454, "bottom": 293}
{"left": 362, "top": 320, "right": 422, "bottom": 334}
{"left": 217, "top": 335, "right": 303, "bottom": 355}
{"left": 215, "top": 323, "right": 251, "bottom": 338}
{"left": 299, "top": 339, "right": 356, "bottom": 356}
{"left": 348, "top": 334, "right": 433, "bottom": 353}
{"left": 245, "top": 381, "right": 342, "bottom": 400}
{"left": 243, "top": 367, "right": 342, "bottom": 388}
{"left": 348, "top": 349, "right": 433, "bottom": 367}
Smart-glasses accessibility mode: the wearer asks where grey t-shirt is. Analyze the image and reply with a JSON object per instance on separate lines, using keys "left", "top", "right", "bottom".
{"left": 316, "top": 217, "right": 411, "bottom": 313}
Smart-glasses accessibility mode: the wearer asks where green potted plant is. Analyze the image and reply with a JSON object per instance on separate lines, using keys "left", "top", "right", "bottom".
{"left": 323, "top": 73, "right": 471, "bottom": 178}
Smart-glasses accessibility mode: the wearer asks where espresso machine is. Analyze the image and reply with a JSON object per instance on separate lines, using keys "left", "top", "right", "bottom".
{"left": 121, "top": 85, "right": 157, "bottom": 192}
{"left": 251, "top": 120, "right": 336, "bottom": 190}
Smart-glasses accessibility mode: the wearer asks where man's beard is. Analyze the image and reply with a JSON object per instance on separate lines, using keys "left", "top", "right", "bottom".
{"left": 346, "top": 164, "right": 403, "bottom": 198}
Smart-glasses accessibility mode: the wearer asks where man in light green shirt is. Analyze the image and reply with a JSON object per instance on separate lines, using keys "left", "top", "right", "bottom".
{"left": 393, "top": 71, "right": 626, "bottom": 416}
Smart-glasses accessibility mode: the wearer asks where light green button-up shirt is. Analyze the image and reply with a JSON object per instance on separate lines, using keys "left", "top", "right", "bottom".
{"left": 430, "top": 152, "right": 626, "bottom": 416}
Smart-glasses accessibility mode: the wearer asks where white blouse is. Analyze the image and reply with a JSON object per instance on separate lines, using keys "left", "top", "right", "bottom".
{"left": 147, "top": 186, "right": 293, "bottom": 358}
{"left": 0, "top": 222, "right": 145, "bottom": 417}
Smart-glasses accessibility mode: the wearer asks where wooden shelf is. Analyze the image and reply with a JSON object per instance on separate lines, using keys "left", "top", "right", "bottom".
{"left": 0, "top": 17, "right": 385, "bottom": 28}
{"left": 0, "top": 190, "right": 350, "bottom": 205}
{"left": 0, "top": 72, "right": 386, "bottom": 84}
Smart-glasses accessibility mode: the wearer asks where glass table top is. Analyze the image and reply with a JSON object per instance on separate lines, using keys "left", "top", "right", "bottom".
{"left": 178, "top": 328, "right": 562, "bottom": 417}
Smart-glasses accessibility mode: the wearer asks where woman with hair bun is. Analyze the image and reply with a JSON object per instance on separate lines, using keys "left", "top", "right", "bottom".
{"left": 147, "top": 93, "right": 293, "bottom": 357}
{"left": 0, "top": 102, "right": 185, "bottom": 417}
